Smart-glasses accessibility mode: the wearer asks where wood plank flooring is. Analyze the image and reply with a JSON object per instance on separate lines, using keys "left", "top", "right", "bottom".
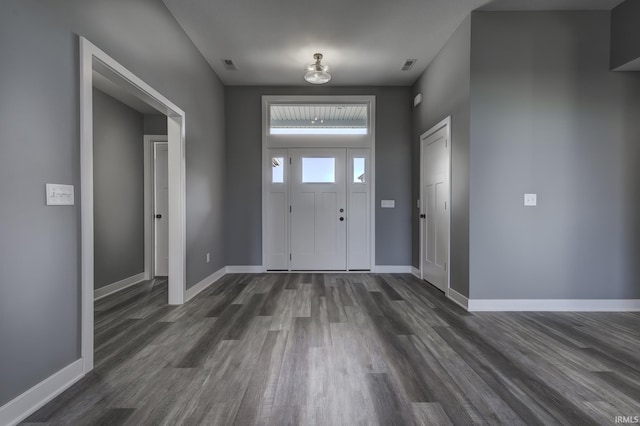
{"left": 23, "top": 274, "right": 640, "bottom": 425}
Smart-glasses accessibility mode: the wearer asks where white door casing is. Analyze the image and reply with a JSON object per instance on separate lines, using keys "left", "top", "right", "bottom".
{"left": 81, "top": 37, "right": 186, "bottom": 376}
{"left": 290, "top": 148, "right": 347, "bottom": 270}
{"left": 420, "top": 117, "right": 451, "bottom": 292}
{"left": 154, "top": 143, "right": 169, "bottom": 276}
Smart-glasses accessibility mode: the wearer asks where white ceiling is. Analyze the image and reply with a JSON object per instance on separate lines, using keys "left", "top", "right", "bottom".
{"left": 480, "top": 0, "right": 623, "bottom": 10}
{"left": 161, "top": 0, "right": 624, "bottom": 86}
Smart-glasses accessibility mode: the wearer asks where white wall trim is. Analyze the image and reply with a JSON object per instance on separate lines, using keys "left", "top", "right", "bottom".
{"left": 80, "top": 36, "right": 186, "bottom": 375}
{"left": 94, "top": 272, "right": 145, "bottom": 301}
{"left": 185, "top": 267, "right": 227, "bottom": 302}
{"left": 411, "top": 266, "right": 420, "bottom": 279}
{"left": 447, "top": 288, "right": 469, "bottom": 310}
{"left": 372, "top": 265, "right": 413, "bottom": 273}
{"left": 0, "top": 359, "right": 84, "bottom": 426}
{"left": 468, "top": 299, "right": 640, "bottom": 312}
{"left": 226, "top": 265, "right": 265, "bottom": 273}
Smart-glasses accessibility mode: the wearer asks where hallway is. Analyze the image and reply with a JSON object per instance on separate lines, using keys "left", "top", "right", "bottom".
{"left": 24, "top": 274, "right": 640, "bottom": 425}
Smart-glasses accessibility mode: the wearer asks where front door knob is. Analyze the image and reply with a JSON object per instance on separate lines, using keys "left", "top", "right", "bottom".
{"left": 339, "top": 217, "right": 344, "bottom": 221}
{"left": 156, "top": 214, "right": 162, "bottom": 219}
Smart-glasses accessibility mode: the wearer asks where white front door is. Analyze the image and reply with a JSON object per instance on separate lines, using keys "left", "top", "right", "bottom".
{"left": 421, "top": 121, "right": 450, "bottom": 292}
{"left": 290, "top": 148, "right": 347, "bottom": 270}
{"left": 154, "top": 142, "right": 169, "bottom": 276}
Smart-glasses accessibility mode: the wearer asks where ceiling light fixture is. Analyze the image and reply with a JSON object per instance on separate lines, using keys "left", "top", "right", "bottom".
{"left": 304, "top": 53, "right": 331, "bottom": 85}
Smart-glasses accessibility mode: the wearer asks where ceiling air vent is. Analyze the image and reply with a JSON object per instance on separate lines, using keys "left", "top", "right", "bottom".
{"left": 401, "top": 59, "right": 417, "bottom": 71}
{"left": 222, "top": 59, "right": 238, "bottom": 71}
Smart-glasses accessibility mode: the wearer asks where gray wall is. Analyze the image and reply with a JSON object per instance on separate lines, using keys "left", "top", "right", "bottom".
{"left": 412, "top": 16, "right": 471, "bottom": 297}
{"left": 144, "top": 114, "right": 168, "bottom": 135}
{"left": 93, "top": 89, "right": 145, "bottom": 289}
{"left": 225, "top": 86, "right": 412, "bottom": 266}
{"left": 0, "top": 0, "right": 225, "bottom": 407}
{"left": 610, "top": 0, "right": 640, "bottom": 70}
{"left": 469, "top": 11, "right": 640, "bottom": 299}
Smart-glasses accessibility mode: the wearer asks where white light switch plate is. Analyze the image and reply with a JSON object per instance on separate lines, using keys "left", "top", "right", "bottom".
{"left": 46, "top": 184, "right": 74, "bottom": 205}
{"left": 524, "top": 193, "right": 537, "bottom": 207}
{"left": 381, "top": 200, "right": 395, "bottom": 208}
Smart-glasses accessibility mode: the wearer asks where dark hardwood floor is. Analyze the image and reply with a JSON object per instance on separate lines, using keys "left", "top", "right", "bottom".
{"left": 23, "top": 274, "right": 640, "bottom": 425}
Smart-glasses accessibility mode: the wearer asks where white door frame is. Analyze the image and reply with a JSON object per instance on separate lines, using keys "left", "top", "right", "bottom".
{"left": 80, "top": 37, "right": 186, "bottom": 374}
{"left": 143, "top": 136, "right": 168, "bottom": 280}
{"left": 419, "top": 116, "right": 451, "bottom": 291}
{"left": 261, "top": 95, "right": 376, "bottom": 272}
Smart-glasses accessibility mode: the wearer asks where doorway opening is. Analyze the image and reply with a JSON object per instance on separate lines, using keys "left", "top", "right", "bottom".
{"left": 80, "top": 37, "right": 186, "bottom": 374}
{"left": 262, "top": 96, "right": 375, "bottom": 271}
{"left": 419, "top": 116, "right": 451, "bottom": 293}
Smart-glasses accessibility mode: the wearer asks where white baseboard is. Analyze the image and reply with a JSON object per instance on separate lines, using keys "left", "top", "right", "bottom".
{"left": 468, "top": 299, "right": 640, "bottom": 312}
{"left": 373, "top": 265, "right": 412, "bottom": 273}
{"left": 185, "top": 266, "right": 227, "bottom": 302}
{"left": 226, "top": 265, "right": 264, "bottom": 273}
{"left": 94, "top": 272, "right": 145, "bottom": 300}
{"left": 411, "top": 267, "right": 420, "bottom": 279}
{"left": 0, "top": 359, "right": 84, "bottom": 426}
{"left": 447, "top": 288, "right": 469, "bottom": 310}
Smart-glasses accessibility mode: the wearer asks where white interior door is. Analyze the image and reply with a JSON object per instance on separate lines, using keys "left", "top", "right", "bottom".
{"left": 290, "top": 148, "right": 346, "bottom": 270}
{"left": 421, "top": 122, "right": 450, "bottom": 292}
{"left": 154, "top": 142, "right": 169, "bottom": 276}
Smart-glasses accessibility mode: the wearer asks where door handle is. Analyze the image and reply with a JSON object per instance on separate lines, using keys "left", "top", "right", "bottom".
{"left": 155, "top": 214, "right": 162, "bottom": 219}
{"left": 339, "top": 217, "right": 344, "bottom": 221}
{"left": 420, "top": 214, "right": 426, "bottom": 219}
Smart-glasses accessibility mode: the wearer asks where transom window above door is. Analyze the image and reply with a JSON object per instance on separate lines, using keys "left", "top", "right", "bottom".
{"left": 269, "top": 104, "right": 368, "bottom": 135}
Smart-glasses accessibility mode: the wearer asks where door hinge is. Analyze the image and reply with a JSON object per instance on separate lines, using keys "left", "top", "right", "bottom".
{"left": 445, "top": 138, "right": 448, "bottom": 148}
{"left": 290, "top": 253, "right": 292, "bottom": 260}
{"left": 445, "top": 262, "right": 447, "bottom": 271}
{"left": 289, "top": 157, "right": 292, "bottom": 164}
{"left": 445, "top": 201, "right": 447, "bottom": 210}
{"left": 289, "top": 205, "right": 292, "bottom": 213}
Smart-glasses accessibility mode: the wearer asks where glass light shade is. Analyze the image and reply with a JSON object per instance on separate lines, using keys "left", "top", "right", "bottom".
{"left": 304, "top": 64, "right": 331, "bottom": 84}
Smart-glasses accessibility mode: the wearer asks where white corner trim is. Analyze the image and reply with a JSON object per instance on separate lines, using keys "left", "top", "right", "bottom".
{"left": 94, "top": 272, "right": 145, "bottom": 301}
{"left": 185, "top": 267, "right": 227, "bottom": 302}
{"left": 411, "top": 266, "right": 420, "bottom": 279}
{"left": 467, "top": 299, "right": 640, "bottom": 312}
{"left": 373, "top": 265, "right": 413, "bottom": 273}
{"left": 0, "top": 359, "right": 84, "bottom": 426}
{"left": 226, "top": 265, "right": 265, "bottom": 273}
{"left": 447, "top": 288, "right": 469, "bottom": 311}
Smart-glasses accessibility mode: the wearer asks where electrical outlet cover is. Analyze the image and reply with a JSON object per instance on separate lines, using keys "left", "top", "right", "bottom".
{"left": 46, "top": 184, "right": 74, "bottom": 205}
{"left": 524, "top": 193, "right": 537, "bottom": 207}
